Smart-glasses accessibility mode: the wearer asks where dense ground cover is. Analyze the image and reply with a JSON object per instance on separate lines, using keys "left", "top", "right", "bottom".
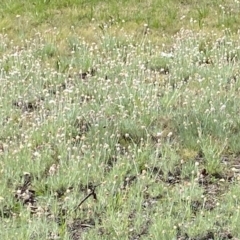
{"left": 1, "top": 0, "right": 240, "bottom": 239}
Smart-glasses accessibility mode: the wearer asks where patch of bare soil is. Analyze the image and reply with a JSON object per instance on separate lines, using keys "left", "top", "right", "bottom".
{"left": 14, "top": 172, "right": 36, "bottom": 207}
{"left": 0, "top": 205, "right": 14, "bottom": 218}
{"left": 13, "top": 97, "right": 44, "bottom": 112}
{"left": 222, "top": 155, "right": 240, "bottom": 181}
{"left": 79, "top": 68, "right": 96, "bottom": 80}
{"left": 121, "top": 173, "right": 137, "bottom": 190}
{"left": 129, "top": 218, "right": 151, "bottom": 240}
{"left": 68, "top": 218, "right": 95, "bottom": 240}
{"left": 176, "top": 227, "right": 235, "bottom": 240}
{"left": 73, "top": 117, "right": 91, "bottom": 139}
{"left": 149, "top": 165, "right": 182, "bottom": 185}
{"left": 196, "top": 168, "right": 232, "bottom": 212}
{"left": 142, "top": 191, "right": 162, "bottom": 209}
{"left": 127, "top": 207, "right": 151, "bottom": 239}
{"left": 104, "top": 155, "right": 118, "bottom": 172}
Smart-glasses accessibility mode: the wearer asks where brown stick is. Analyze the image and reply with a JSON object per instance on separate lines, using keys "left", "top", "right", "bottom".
{"left": 74, "top": 183, "right": 101, "bottom": 212}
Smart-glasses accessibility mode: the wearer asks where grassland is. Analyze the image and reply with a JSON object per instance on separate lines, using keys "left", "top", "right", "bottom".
{"left": 1, "top": 0, "right": 240, "bottom": 239}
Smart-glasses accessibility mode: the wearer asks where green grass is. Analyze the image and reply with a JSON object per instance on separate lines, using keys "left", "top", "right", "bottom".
{"left": 1, "top": 0, "right": 240, "bottom": 239}
{"left": 1, "top": 0, "right": 240, "bottom": 44}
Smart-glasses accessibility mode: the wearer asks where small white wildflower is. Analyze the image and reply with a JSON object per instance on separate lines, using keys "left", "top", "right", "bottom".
{"left": 103, "top": 143, "right": 109, "bottom": 149}
{"left": 49, "top": 100, "right": 56, "bottom": 104}
{"left": 33, "top": 151, "right": 41, "bottom": 157}
{"left": 156, "top": 132, "right": 162, "bottom": 137}
{"left": 220, "top": 104, "right": 226, "bottom": 111}
{"left": 167, "top": 132, "right": 173, "bottom": 138}
{"left": 49, "top": 164, "right": 58, "bottom": 176}
{"left": 180, "top": 15, "right": 186, "bottom": 20}
{"left": 64, "top": 196, "right": 70, "bottom": 201}
{"left": 161, "top": 52, "right": 174, "bottom": 58}
{"left": 125, "top": 133, "right": 129, "bottom": 138}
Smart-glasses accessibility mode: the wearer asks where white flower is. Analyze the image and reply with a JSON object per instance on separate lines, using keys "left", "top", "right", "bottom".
{"left": 167, "top": 132, "right": 173, "bottom": 138}
{"left": 220, "top": 104, "right": 226, "bottom": 111}
{"left": 161, "top": 52, "right": 174, "bottom": 58}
